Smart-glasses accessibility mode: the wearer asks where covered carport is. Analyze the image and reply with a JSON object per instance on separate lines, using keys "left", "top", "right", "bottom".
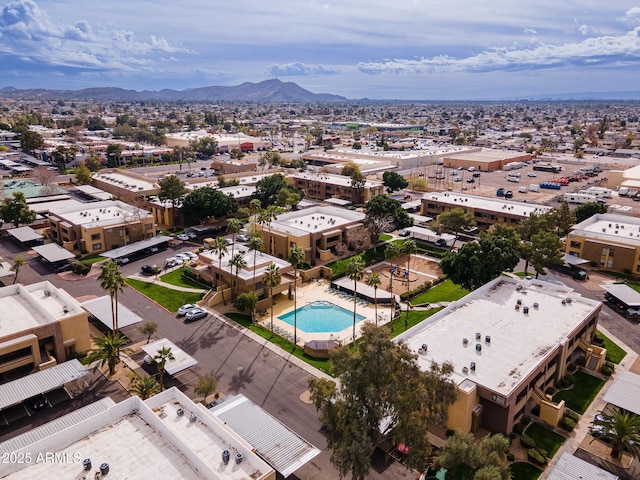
{"left": 601, "top": 284, "right": 640, "bottom": 308}
{"left": 7, "top": 226, "right": 44, "bottom": 247}
{"left": 0, "top": 360, "right": 88, "bottom": 426}
{"left": 32, "top": 243, "right": 75, "bottom": 271}
{"left": 209, "top": 394, "right": 320, "bottom": 477}
{"left": 141, "top": 338, "right": 198, "bottom": 376}
{"left": 82, "top": 296, "right": 144, "bottom": 331}
{"left": 99, "top": 236, "right": 171, "bottom": 263}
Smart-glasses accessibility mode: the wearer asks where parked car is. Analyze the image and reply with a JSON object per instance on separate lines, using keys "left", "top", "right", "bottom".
{"left": 176, "top": 233, "right": 190, "bottom": 241}
{"left": 627, "top": 307, "right": 640, "bottom": 317}
{"left": 466, "top": 178, "right": 475, "bottom": 183}
{"left": 114, "top": 257, "right": 130, "bottom": 265}
{"left": 165, "top": 257, "right": 180, "bottom": 267}
{"left": 141, "top": 265, "right": 158, "bottom": 275}
{"left": 454, "top": 176, "right": 462, "bottom": 182}
{"left": 399, "top": 230, "right": 411, "bottom": 237}
{"left": 187, "top": 232, "right": 198, "bottom": 240}
{"left": 174, "top": 253, "right": 190, "bottom": 262}
{"left": 527, "top": 172, "right": 537, "bottom": 177}
{"left": 225, "top": 237, "right": 233, "bottom": 245}
{"left": 185, "top": 307, "right": 207, "bottom": 322}
{"left": 177, "top": 303, "right": 198, "bottom": 316}
{"left": 183, "top": 251, "right": 197, "bottom": 259}
{"left": 504, "top": 190, "right": 514, "bottom": 199}
{"left": 236, "top": 234, "right": 250, "bottom": 242}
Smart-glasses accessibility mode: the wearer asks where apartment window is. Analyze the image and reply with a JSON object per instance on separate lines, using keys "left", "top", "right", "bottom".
{"left": 570, "top": 241, "right": 581, "bottom": 248}
{"left": 290, "top": 241, "right": 297, "bottom": 248}
{"left": 91, "top": 233, "right": 101, "bottom": 240}
{"left": 145, "top": 223, "right": 153, "bottom": 230}
{"left": 92, "top": 243, "right": 102, "bottom": 251}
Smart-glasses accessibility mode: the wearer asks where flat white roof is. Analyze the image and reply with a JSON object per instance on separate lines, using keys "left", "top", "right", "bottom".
{"left": 48, "top": 199, "right": 152, "bottom": 229}
{"left": 423, "top": 192, "right": 552, "bottom": 218}
{"left": 200, "top": 249, "right": 291, "bottom": 282}
{"left": 292, "top": 172, "right": 382, "bottom": 188}
{"left": 570, "top": 213, "right": 640, "bottom": 248}
{"left": 601, "top": 284, "right": 640, "bottom": 307}
{"left": 0, "top": 282, "right": 84, "bottom": 338}
{"left": 32, "top": 243, "right": 76, "bottom": 263}
{"left": 271, "top": 205, "right": 365, "bottom": 236}
{"left": 602, "top": 370, "right": 640, "bottom": 416}
{"left": 445, "top": 149, "right": 527, "bottom": 162}
{"left": 74, "top": 184, "right": 113, "bottom": 201}
{"left": 7, "top": 226, "right": 43, "bottom": 243}
{"left": 82, "top": 296, "right": 144, "bottom": 329}
{"left": 141, "top": 338, "right": 198, "bottom": 375}
{"left": 93, "top": 171, "right": 158, "bottom": 192}
{"left": 395, "top": 277, "right": 601, "bottom": 397}
{"left": 2, "top": 389, "right": 272, "bottom": 479}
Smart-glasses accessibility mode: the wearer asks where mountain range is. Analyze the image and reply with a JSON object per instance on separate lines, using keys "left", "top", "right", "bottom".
{"left": 0, "top": 79, "right": 346, "bottom": 102}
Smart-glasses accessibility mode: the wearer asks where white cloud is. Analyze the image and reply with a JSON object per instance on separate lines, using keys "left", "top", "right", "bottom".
{"left": 523, "top": 28, "right": 537, "bottom": 34}
{"left": 266, "top": 62, "right": 338, "bottom": 77}
{"left": 578, "top": 24, "right": 589, "bottom": 36}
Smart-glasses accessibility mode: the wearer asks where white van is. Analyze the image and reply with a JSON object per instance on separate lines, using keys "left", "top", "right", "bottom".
{"left": 518, "top": 186, "right": 528, "bottom": 193}
{"left": 507, "top": 176, "right": 519, "bottom": 183}
{"left": 468, "top": 167, "right": 475, "bottom": 172}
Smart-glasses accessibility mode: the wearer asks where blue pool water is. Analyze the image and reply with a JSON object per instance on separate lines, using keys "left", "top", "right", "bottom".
{"left": 278, "top": 301, "right": 366, "bottom": 333}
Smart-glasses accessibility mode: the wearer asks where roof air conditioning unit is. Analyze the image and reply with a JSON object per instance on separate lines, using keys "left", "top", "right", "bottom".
{"left": 476, "top": 343, "right": 482, "bottom": 352}
{"left": 523, "top": 306, "right": 529, "bottom": 314}
{"left": 485, "top": 335, "right": 491, "bottom": 343}
{"left": 83, "top": 459, "right": 92, "bottom": 471}
{"left": 63, "top": 305, "right": 69, "bottom": 313}
{"left": 562, "top": 299, "right": 566, "bottom": 305}
{"left": 100, "top": 463, "right": 109, "bottom": 475}
{"left": 222, "top": 450, "right": 230, "bottom": 464}
{"left": 177, "top": 408, "right": 184, "bottom": 416}
{"left": 462, "top": 338, "right": 468, "bottom": 346}
{"left": 533, "top": 303, "right": 539, "bottom": 309}
{"left": 235, "top": 453, "right": 244, "bottom": 464}
{"left": 189, "top": 413, "right": 197, "bottom": 423}
{"left": 470, "top": 361, "right": 476, "bottom": 371}
{"left": 475, "top": 332, "right": 481, "bottom": 340}
{"left": 44, "top": 290, "right": 50, "bottom": 297}
{"left": 517, "top": 299, "right": 522, "bottom": 305}
{"left": 565, "top": 297, "right": 572, "bottom": 304}
{"left": 419, "top": 343, "right": 428, "bottom": 354}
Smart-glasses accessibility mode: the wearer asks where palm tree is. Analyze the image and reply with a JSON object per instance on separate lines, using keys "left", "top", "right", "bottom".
{"left": 226, "top": 218, "right": 242, "bottom": 257}
{"left": 402, "top": 239, "right": 417, "bottom": 327}
{"left": 259, "top": 205, "right": 278, "bottom": 255}
{"left": 194, "top": 372, "right": 218, "bottom": 404}
{"left": 130, "top": 375, "right": 161, "bottom": 400}
{"left": 287, "top": 246, "right": 305, "bottom": 347}
{"left": 212, "top": 236, "right": 228, "bottom": 305}
{"left": 229, "top": 253, "right": 247, "bottom": 301}
{"left": 263, "top": 264, "right": 281, "bottom": 332}
{"left": 154, "top": 346, "right": 175, "bottom": 390}
{"left": 10, "top": 256, "right": 25, "bottom": 285}
{"left": 97, "top": 260, "right": 127, "bottom": 332}
{"left": 249, "top": 199, "right": 261, "bottom": 232}
{"left": 139, "top": 321, "right": 158, "bottom": 344}
{"left": 591, "top": 407, "right": 640, "bottom": 459}
{"left": 384, "top": 243, "right": 401, "bottom": 321}
{"left": 366, "top": 272, "right": 381, "bottom": 326}
{"left": 347, "top": 257, "right": 365, "bottom": 348}
{"left": 247, "top": 234, "right": 265, "bottom": 297}
{"left": 86, "top": 331, "right": 131, "bottom": 376}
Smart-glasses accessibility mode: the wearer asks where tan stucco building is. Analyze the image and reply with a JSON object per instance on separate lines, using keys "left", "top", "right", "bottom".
{"left": 48, "top": 200, "right": 155, "bottom": 254}
{"left": 396, "top": 277, "right": 604, "bottom": 436}
{"left": 0, "top": 281, "right": 90, "bottom": 383}
{"left": 289, "top": 172, "right": 384, "bottom": 204}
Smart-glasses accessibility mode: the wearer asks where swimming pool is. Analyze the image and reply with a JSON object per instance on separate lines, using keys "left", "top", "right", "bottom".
{"left": 278, "top": 301, "right": 366, "bottom": 333}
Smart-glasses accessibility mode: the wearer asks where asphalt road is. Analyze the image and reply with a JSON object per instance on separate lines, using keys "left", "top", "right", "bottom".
{"left": 1, "top": 238, "right": 412, "bottom": 479}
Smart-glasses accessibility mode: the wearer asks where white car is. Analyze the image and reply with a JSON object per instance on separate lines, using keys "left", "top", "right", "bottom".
{"left": 185, "top": 307, "right": 207, "bottom": 322}
{"left": 174, "top": 253, "right": 190, "bottom": 261}
{"left": 176, "top": 233, "right": 190, "bottom": 241}
{"left": 177, "top": 304, "right": 198, "bottom": 316}
{"left": 165, "top": 257, "right": 180, "bottom": 267}
{"left": 236, "top": 234, "right": 250, "bottom": 242}
{"left": 183, "top": 251, "right": 197, "bottom": 259}
{"left": 527, "top": 172, "right": 537, "bottom": 177}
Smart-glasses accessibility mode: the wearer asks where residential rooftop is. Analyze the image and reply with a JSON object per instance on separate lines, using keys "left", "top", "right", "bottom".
{"left": 2, "top": 388, "right": 272, "bottom": 480}
{"left": 570, "top": 213, "right": 640, "bottom": 247}
{"left": 291, "top": 172, "right": 382, "bottom": 188}
{"left": 271, "top": 205, "right": 366, "bottom": 236}
{"left": 423, "top": 192, "right": 552, "bottom": 218}
{"left": 395, "top": 277, "right": 601, "bottom": 397}
{"left": 0, "top": 281, "right": 84, "bottom": 339}
{"left": 48, "top": 200, "right": 152, "bottom": 229}
{"left": 200, "top": 248, "right": 291, "bottom": 282}
{"left": 93, "top": 171, "right": 158, "bottom": 192}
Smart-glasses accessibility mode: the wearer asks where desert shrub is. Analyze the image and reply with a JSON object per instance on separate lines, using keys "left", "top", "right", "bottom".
{"left": 559, "top": 376, "right": 574, "bottom": 388}
{"left": 559, "top": 416, "right": 576, "bottom": 431}
{"left": 506, "top": 453, "right": 515, "bottom": 462}
{"left": 545, "top": 386, "right": 555, "bottom": 395}
{"left": 567, "top": 363, "right": 578, "bottom": 372}
{"left": 513, "top": 423, "right": 525, "bottom": 435}
{"left": 531, "top": 405, "right": 540, "bottom": 416}
{"left": 527, "top": 448, "right": 547, "bottom": 465}
{"left": 70, "top": 261, "right": 91, "bottom": 276}
{"left": 601, "top": 365, "right": 614, "bottom": 376}
{"left": 564, "top": 409, "right": 580, "bottom": 422}
{"left": 520, "top": 434, "right": 536, "bottom": 449}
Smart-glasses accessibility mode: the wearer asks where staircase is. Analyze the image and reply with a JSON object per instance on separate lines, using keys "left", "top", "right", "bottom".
{"left": 586, "top": 354, "right": 601, "bottom": 372}
{"left": 531, "top": 386, "right": 548, "bottom": 406}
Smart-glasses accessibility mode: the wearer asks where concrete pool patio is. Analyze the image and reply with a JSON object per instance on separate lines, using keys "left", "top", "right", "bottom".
{"left": 256, "top": 279, "right": 394, "bottom": 346}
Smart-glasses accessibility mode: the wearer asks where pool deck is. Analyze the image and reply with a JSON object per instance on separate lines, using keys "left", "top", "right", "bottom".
{"left": 258, "top": 279, "right": 392, "bottom": 345}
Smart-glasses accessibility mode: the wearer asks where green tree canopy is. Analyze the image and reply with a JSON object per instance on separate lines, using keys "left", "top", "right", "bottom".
{"left": 158, "top": 174, "right": 187, "bottom": 208}
{"left": 574, "top": 201, "right": 608, "bottom": 223}
{"left": 74, "top": 163, "right": 93, "bottom": 185}
{"left": 181, "top": 187, "right": 238, "bottom": 224}
{"left": 275, "top": 185, "right": 302, "bottom": 209}
{"left": 432, "top": 207, "right": 476, "bottom": 250}
{"left": 436, "top": 431, "right": 511, "bottom": 480}
{"left": 530, "top": 230, "right": 564, "bottom": 278}
{"left": 382, "top": 171, "right": 409, "bottom": 193}
{"left": 0, "top": 192, "right": 37, "bottom": 228}
{"left": 308, "top": 324, "right": 457, "bottom": 480}
{"left": 190, "top": 137, "right": 218, "bottom": 157}
{"left": 340, "top": 161, "right": 361, "bottom": 178}
{"left": 251, "top": 173, "right": 302, "bottom": 207}
{"left": 365, "top": 194, "right": 413, "bottom": 230}
{"left": 19, "top": 129, "right": 44, "bottom": 153}
{"left": 591, "top": 407, "right": 640, "bottom": 460}
{"left": 106, "top": 143, "right": 123, "bottom": 168}
{"left": 84, "top": 153, "right": 104, "bottom": 172}
{"left": 86, "top": 332, "right": 131, "bottom": 376}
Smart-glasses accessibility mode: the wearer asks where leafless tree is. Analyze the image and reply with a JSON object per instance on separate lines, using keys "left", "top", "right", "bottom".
{"left": 346, "top": 227, "right": 369, "bottom": 253}
{"left": 33, "top": 166, "right": 57, "bottom": 186}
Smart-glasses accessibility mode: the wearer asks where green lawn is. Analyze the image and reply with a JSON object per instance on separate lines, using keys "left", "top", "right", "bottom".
{"left": 409, "top": 280, "right": 469, "bottom": 306}
{"left": 160, "top": 268, "right": 208, "bottom": 289}
{"left": 125, "top": 278, "right": 204, "bottom": 313}
{"left": 79, "top": 253, "right": 107, "bottom": 265}
{"left": 378, "top": 233, "right": 393, "bottom": 242}
{"left": 524, "top": 422, "right": 565, "bottom": 458}
{"left": 224, "top": 312, "right": 332, "bottom": 374}
{"left": 597, "top": 330, "right": 627, "bottom": 364}
{"left": 552, "top": 370, "right": 606, "bottom": 414}
{"left": 509, "top": 462, "right": 542, "bottom": 480}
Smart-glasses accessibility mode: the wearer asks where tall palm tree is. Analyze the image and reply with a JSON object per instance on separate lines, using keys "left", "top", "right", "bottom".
{"left": 154, "top": 346, "right": 175, "bottom": 390}
{"left": 402, "top": 239, "right": 417, "bottom": 327}
{"left": 249, "top": 199, "right": 261, "bottom": 232}
{"left": 366, "top": 272, "right": 381, "bottom": 326}
{"left": 130, "top": 376, "right": 161, "bottom": 400}
{"left": 347, "top": 257, "right": 365, "bottom": 348}
{"left": 229, "top": 253, "right": 247, "bottom": 301}
{"left": 262, "top": 205, "right": 278, "bottom": 255}
{"left": 263, "top": 263, "right": 281, "bottom": 332}
{"left": 10, "top": 256, "right": 25, "bottom": 285}
{"left": 226, "top": 218, "right": 242, "bottom": 257}
{"left": 288, "top": 246, "right": 305, "bottom": 347}
{"left": 212, "top": 236, "right": 228, "bottom": 305}
{"left": 86, "top": 331, "right": 131, "bottom": 376}
{"left": 384, "top": 243, "right": 401, "bottom": 321}
{"left": 247, "top": 234, "right": 264, "bottom": 321}
{"left": 97, "top": 260, "right": 127, "bottom": 332}
{"left": 591, "top": 407, "right": 640, "bottom": 459}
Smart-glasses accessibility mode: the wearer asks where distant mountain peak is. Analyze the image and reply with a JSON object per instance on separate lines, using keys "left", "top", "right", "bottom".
{"left": 0, "top": 80, "right": 346, "bottom": 102}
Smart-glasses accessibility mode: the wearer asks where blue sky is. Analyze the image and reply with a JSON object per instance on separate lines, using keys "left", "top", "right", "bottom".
{"left": 1, "top": 0, "right": 640, "bottom": 100}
